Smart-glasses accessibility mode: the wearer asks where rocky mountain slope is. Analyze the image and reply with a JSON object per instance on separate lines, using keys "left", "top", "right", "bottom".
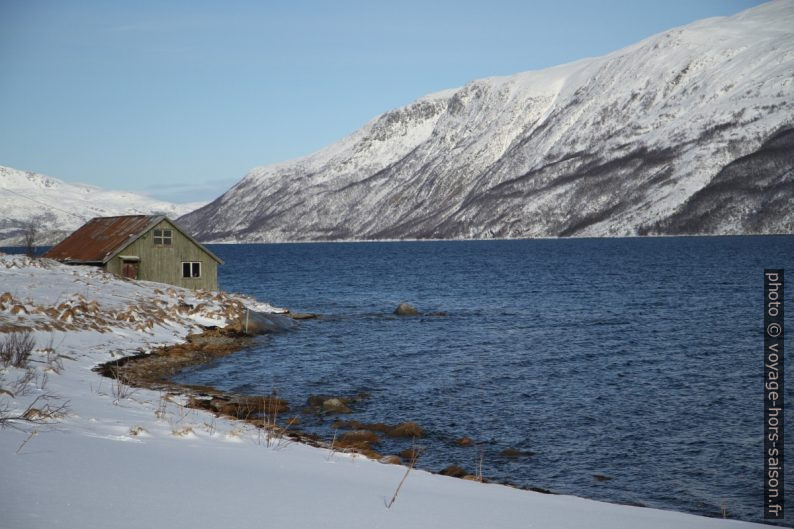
{"left": 0, "top": 166, "right": 203, "bottom": 246}
{"left": 182, "top": 0, "right": 794, "bottom": 241}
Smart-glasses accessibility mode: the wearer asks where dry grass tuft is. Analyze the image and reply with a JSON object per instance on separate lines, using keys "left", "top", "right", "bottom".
{"left": 129, "top": 425, "right": 147, "bottom": 436}
{"left": 387, "top": 421, "right": 425, "bottom": 438}
{"left": 336, "top": 430, "right": 381, "bottom": 450}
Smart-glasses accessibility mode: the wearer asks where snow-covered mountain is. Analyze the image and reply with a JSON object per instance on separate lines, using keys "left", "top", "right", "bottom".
{"left": 180, "top": 1, "right": 794, "bottom": 242}
{"left": 0, "top": 166, "right": 204, "bottom": 246}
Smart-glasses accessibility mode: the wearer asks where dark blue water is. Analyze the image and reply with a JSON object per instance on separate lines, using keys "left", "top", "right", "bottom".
{"left": 174, "top": 236, "right": 793, "bottom": 524}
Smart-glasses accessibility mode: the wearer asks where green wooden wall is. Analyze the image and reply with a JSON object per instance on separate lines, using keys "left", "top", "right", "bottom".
{"left": 104, "top": 219, "right": 219, "bottom": 290}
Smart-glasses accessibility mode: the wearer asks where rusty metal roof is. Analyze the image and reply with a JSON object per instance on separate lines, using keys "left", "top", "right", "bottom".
{"left": 44, "top": 215, "right": 164, "bottom": 264}
{"left": 44, "top": 215, "right": 224, "bottom": 265}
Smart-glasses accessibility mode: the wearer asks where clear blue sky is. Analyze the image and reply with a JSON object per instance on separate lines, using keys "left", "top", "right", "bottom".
{"left": 0, "top": 0, "right": 766, "bottom": 203}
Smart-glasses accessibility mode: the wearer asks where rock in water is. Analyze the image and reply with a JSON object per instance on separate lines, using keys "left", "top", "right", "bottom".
{"left": 322, "top": 398, "right": 352, "bottom": 414}
{"left": 240, "top": 310, "right": 295, "bottom": 335}
{"left": 394, "top": 303, "right": 419, "bottom": 316}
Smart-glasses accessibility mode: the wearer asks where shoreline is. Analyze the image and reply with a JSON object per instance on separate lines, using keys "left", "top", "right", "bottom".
{"left": 90, "top": 318, "right": 780, "bottom": 525}
{"left": 93, "top": 322, "right": 329, "bottom": 450}
{"left": 86, "top": 317, "right": 734, "bottom": 521}
{"left": 198, "top": 232, "right": 794, "bottom": 245}
{"left": 0, "top": 254, "right": 776, "bottom": 528}
{"left": 92, "top": 313, "right": 570, "bottom": 495}
{"left": 91, "top": 322, "right": 523, "bottom": 478}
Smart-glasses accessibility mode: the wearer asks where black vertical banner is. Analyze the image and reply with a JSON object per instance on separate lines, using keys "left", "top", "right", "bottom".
{"left": 765, "top": 269, "right": 784, "bottom": 520}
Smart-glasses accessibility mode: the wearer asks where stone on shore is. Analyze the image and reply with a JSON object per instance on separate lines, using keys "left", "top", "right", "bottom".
{"left": 379, "top": 455, "right": 403, "bottom": 465}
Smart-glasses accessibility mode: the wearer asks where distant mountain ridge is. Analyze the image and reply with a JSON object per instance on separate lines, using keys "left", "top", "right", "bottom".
{"left": 0, "top": 165, "right": 203, "bottom": 246}
{"left": 179, "top": 0, "right": 794, "bottom": 242}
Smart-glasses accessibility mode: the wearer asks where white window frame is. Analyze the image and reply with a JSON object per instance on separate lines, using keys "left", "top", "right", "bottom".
{"left": 181, "top": 261, "right": 201, "bottom": 279}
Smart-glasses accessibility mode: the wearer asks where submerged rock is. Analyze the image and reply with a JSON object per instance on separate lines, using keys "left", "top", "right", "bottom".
{"left": 394, "top": 303, "right": 419, "bottom": 316}
{"left": 307, "top": 394, "right": 362, "bottom": 414}
{"left": 286, "top": 311, "right": 319, "bottom": 320}
{"left": 331, "top": 419, "right": 391, "bottom": 433}
{"left": 322, "top": 397, "right": 352, "bottom": 414}
{"left": 499, "top": 447, "right": 535, "bottom": 458}
{"left": 399, "top": 447, "right": 421, "bottom": 461}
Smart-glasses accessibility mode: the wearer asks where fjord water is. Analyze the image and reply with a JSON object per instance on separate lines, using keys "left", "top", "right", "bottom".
{"left": 177, "top": 237, "right": 792, "bottom": 523}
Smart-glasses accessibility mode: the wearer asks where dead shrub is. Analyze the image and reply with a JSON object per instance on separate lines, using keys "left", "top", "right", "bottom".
{"left": 0, "top": 331, "right": 35, "bottom": 368}
{"left": 111, "top": 374, "right": 136, "bottom": 404}
{"left": 0, "top": 394, "right": 70, "bottom": 432}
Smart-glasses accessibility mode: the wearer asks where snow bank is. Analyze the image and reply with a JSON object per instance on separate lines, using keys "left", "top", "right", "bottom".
{"left": 0, "top": 255, "right": 772, "bottom": 528}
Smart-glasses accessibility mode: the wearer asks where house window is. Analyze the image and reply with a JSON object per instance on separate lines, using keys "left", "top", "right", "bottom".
{"left": 182, "top": 261, "right": 201, "bottom": 278}
{"left": 153, "top": 229, "right": 173, "bottom": 246}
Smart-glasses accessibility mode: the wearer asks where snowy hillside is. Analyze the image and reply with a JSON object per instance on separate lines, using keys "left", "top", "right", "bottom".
{"left": 180, "top": 0, "right": 794, "bottom": 242}
{"left": 0, "top": 165, "right": 204, "bottom": 246}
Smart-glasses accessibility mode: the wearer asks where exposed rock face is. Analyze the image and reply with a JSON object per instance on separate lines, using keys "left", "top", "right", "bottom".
{"left": 180, "top": 2, "right": 794, "bottom": 242}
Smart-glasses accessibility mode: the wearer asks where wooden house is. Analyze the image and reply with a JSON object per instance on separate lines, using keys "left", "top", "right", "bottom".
{"left": 43, "top": 215, "right": 223, "bottom": 290}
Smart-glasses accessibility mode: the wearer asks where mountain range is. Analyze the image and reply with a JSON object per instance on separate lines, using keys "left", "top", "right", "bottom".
{"left": 177, "top": 0, "right": 794, "bottom": 241}
{"left": 0, "top": 165, "right": 202, "bottom": 246}
{"left": 3, "top": 2, "right": 792, "bottom": 244}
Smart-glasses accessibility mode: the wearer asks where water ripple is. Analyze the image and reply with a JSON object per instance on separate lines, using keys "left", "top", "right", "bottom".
{"left": 174, "top": 236, "right": 794, "bottom": 525}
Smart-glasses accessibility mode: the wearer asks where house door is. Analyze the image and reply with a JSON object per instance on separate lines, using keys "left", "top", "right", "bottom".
{"left": 122, "top": 260, "right": 139, "bottom": 279}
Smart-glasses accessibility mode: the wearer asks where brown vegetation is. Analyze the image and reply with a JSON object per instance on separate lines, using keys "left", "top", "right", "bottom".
{"left": 336, "top": 430, "right": 381, "bottom": 450}
{"left": 387, "top": 421, "right": 425, "bottom": 438}
{"left": 439, "top": 465, "right": 468, "bottom": 478}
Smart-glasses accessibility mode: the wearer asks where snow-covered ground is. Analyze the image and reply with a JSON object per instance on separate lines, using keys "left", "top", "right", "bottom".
{"left": 0, "top": 255, "right": 773, "bottom": 528}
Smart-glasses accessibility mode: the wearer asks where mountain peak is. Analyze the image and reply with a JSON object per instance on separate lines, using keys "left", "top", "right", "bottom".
{"left": 179, "top": 1, "right": 794, "bottom": 241}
